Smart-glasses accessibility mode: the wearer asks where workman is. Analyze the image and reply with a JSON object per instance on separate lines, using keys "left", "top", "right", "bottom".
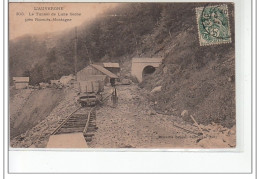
{"left": 111, "top": 87, "right": 118, "bottom": 107}
{"left": 110, "top": 78, "right": 116, "bottom": 87}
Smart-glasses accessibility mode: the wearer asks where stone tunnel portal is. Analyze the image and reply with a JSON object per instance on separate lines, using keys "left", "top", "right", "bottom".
{"left": 131, "top": 58, "right": 163, "bottom": 82}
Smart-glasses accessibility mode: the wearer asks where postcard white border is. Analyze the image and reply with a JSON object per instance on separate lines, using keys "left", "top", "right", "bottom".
{"left": 3, "top": 0, "right": 255, "bottom": 176}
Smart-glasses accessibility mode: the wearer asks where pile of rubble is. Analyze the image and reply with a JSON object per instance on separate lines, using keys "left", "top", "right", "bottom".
{"left": 179, "top": 110, "right": 236, "bottom": 148}
{"left": 197, "top": 123, "right": 236, "bottom": 148}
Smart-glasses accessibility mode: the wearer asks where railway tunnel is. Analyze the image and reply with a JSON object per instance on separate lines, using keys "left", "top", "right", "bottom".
{"left": 131, "top": 58, "right": 163, "bottom": 82}
{"left": 142, "top": 65, "right": 156, "bottom": 79}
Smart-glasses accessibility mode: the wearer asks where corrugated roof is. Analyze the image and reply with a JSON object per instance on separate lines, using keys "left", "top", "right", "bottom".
{"left": 103, "top": 63, "right": 120, "bottom": 68}
{"left": 13, "top": 77, "right": 29, "bottom": 82}
{"left": 90, "top": 64, "right": 118, "bottom": 78}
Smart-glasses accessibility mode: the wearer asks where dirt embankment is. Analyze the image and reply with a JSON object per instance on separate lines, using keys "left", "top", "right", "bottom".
{"left": 10, "top": 88, "right": 65, "bottom": 139}
{"left": 140, "top": 47, "right": 235, "bottom": 128}
{"left": 10, "top": 87, "right": 79, "bottom": 148}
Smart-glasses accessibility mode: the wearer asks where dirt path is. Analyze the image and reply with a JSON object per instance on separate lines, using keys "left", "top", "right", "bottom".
{"left": 88, "top": 84, "right": 201, "bottom": 148}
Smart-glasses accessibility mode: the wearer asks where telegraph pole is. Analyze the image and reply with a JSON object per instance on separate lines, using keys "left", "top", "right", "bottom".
{"left": 74, "top": 27, "right": 78, "bottom": 81}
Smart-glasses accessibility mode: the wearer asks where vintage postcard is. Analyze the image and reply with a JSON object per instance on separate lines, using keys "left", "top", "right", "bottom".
{"left": 9, "top": 2, "right": 236, "bottom": 149}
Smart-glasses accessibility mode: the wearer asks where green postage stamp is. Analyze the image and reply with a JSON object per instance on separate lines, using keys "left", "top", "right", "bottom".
{"left": 196, "top": 4, "right": 232, "bottom": 46}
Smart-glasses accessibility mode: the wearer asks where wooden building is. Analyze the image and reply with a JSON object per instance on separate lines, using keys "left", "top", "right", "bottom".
{"left": 13, "top": 77, "right": 29, "bottom": 89}
{"left": 77, "top": 64, "right": 118, "bottom": 84}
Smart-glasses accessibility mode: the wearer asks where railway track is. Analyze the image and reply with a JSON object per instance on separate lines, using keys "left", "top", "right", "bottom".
{"left": 51, "top": 107, "right": 98, "bottom": 143}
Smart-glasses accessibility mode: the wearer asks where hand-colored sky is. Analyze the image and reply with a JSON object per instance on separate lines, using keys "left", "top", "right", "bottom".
{"left": 9, "top": 3, "right": 119, "bottom": 39}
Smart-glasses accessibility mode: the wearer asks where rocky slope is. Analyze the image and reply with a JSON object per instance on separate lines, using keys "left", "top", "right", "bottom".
{"left": 139, "top": 3, "right": 235, "bottom": 128}
{"left": 10, "top": 88, "right": 65, "bottom": 139}
{"left": 10, "top": 87, "right": 79, "bottom": 148}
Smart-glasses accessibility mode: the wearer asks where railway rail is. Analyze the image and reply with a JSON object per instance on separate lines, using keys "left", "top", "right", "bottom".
{"left": 51, "top": 106, "right": 98, "bottom": 143}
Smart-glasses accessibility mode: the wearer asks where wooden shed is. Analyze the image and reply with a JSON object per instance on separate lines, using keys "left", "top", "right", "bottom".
{"left": 77, "top": 64, "right": 118, "bottom": 84}
{"left": 13, "top": 77, "right": 29, "bottom": 89}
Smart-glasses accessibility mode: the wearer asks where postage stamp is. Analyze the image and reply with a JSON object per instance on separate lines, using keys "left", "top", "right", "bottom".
{"left": 196, "top": 4, "right": 232, "bottom": 46}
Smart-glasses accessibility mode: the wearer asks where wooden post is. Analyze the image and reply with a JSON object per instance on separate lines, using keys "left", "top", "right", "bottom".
{"left": 190, "top": 115, "right": 204, "bottom": 136}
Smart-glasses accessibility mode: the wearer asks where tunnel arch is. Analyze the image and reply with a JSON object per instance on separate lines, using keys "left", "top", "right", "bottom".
{"left": 131, "top": 58, "right": 163, "bottom": 82}
{"left": 142, "top": 65, "right": 156, "bottom": 79}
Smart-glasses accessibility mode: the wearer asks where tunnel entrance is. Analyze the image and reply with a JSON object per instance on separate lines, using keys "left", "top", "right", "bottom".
{"left": 142, "top": 65, "right": 156, "bottom": 79}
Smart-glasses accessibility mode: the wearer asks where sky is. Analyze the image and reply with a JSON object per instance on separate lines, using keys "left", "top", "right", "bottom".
{"left": 9, "top": 3, "right": 120, "bottom": 40}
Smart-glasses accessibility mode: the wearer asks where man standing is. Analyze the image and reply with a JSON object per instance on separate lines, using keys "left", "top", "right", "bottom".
{"left": 111, "top": 87, "right": 118, "bottom": 107}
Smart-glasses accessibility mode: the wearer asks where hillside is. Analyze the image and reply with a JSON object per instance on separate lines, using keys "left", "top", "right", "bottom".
{"left": 9, "top": 3, "right": 235, "bottom": 128}
{"left": 139, "top": 3, "right": 235, "bottom": 128}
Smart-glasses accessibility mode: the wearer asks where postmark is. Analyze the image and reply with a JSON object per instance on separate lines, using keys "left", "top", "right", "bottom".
{"left": 196, "top": 4, "right": 231, "bottom": 46}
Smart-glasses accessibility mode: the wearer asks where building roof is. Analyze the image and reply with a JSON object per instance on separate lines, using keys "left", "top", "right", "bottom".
{"left": 13, "top": 77, "right": 29, "bottom": 83}
{"left": 103, "top": 63, "right": 120, "bottom": 68}
{"left": 90, "top": 64, "right": 118, "bottom": 79}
